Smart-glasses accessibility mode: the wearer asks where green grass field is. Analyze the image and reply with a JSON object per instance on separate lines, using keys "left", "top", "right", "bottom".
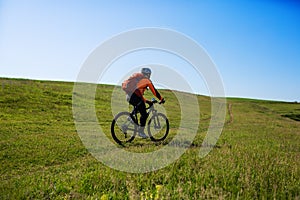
{"left": 1, "top": 77, "right": 299, "bottom": 199}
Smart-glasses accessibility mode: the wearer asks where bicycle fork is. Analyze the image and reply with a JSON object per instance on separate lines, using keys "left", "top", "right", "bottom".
{"left": 152, "top": 111, "right": 161, "bottom": 129}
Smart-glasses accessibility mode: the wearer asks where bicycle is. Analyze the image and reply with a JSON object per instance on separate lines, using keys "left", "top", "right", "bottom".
{"left": 111, "top": 98, "right": 169, "bottom": 145}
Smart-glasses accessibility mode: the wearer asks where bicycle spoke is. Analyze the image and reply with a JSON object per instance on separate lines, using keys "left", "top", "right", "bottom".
{"left": 111, "top": 112, "right": 137, "bottom": 144}
{"left": 148, "top": 113, "right": 169, "bottom": 142}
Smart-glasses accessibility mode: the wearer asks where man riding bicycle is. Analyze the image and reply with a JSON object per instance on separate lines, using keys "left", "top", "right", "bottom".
{"left": 123, "top": 67, "right": 165, "bottom": 138}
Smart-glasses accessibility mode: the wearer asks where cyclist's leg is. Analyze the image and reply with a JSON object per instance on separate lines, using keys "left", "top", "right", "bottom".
{"left": 137, "top": 103, "right": 148, "bottom": 138}
{"left": 129, "top": 93, "right": 148, "bottom": 137}
{"left": 138, "top": 102, "right": 147, "bottom": 127}
{"left": 129, "top": 93, "right": 148, "bottom": 124}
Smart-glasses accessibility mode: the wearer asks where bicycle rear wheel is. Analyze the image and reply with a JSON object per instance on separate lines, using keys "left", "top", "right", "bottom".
{"left": 148, "top": 113, "right": 169, "bottom": 142}
{"left": 111, "top": 112, "right": 137, "bottom": 145}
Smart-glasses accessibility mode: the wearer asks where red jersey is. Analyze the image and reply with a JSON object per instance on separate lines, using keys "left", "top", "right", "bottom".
{"left": 135, "top": 78, "right": 162, "bottom": 102}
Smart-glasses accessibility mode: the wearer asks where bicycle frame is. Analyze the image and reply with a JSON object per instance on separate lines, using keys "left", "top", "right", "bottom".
{"left": 111, "top": 99, "right": 169, "bottom": 144}
{"left": 129, "top": 102, "right": 157, "bottom": 127}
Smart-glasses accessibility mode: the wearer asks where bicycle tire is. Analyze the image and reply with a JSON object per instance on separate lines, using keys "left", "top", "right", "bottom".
{"left": 148, "top": 113, "right": 169, "bottom": 142}
{"left": 111, "top": 112, "right": 137, "bottom": 145}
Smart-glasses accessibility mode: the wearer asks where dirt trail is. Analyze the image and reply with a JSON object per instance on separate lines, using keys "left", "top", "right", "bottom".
{"left": 227, "top": 103, "right": 233, "bottom": 124}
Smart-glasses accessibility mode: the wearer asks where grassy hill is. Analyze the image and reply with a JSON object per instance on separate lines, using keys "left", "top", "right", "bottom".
{"left": 0, "top": 77, "right": 299, "bottom": 199}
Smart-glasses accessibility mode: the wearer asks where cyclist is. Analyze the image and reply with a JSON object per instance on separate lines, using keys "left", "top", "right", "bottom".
{"left": 125, "top": 67, "right": 165, "bottom": 138}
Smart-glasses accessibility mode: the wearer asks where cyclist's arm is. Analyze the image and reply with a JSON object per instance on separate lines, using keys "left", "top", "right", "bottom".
{"left": 136, "top": 79, "right": 163, "bottom": 102}
{"left": 147, "top": 81, "right": 163, "bottom": 101}
{"left": 135, "top": 79, "right": 150, "bottom": 102}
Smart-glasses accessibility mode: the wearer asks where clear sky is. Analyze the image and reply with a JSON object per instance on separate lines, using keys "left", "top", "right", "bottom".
{"left": 1, "top": 0, "right": 300, "bottom": 102}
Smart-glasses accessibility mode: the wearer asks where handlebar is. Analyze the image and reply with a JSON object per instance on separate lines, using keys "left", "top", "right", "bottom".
{"left": 151, "top": 99, "right": 158, "bottom": 104}
{"left": 150, "top": 98, "right": 165, "bottom": 104}
{"left": 132, "top": 98, "right": 165, "bottom": 112}
{"left": 146, "top": 98, "right": 165, "bottom": 110}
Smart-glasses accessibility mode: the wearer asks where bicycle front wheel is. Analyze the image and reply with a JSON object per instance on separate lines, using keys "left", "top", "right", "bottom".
{"left": 148, "top": 113, "right": 169, "bottom": 142}
{"left": 111, "top": 112, "right": 137, "bottom": 145}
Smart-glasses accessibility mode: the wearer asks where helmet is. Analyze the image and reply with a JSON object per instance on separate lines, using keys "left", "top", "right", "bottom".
{"left": 141, "top": 67, "right": 151, "bottom": 78}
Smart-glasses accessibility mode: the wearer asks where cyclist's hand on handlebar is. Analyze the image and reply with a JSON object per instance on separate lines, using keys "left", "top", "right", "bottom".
{"left": 159, "top": 98, "right": 165, "bottom": 104}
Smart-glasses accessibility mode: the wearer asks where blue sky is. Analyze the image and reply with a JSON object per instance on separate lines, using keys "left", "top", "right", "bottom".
{"left": 1, "top": 0, "right": 300, "bottom": 101}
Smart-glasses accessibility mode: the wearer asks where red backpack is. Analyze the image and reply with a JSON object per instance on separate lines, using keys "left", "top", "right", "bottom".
{"left": 122, "top": 73, "right": 145, "bottom": 94}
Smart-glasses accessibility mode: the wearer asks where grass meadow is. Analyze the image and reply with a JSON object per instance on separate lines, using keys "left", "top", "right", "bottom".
{"left": 0, "top": 78, "right": 299, "bottom": 199}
